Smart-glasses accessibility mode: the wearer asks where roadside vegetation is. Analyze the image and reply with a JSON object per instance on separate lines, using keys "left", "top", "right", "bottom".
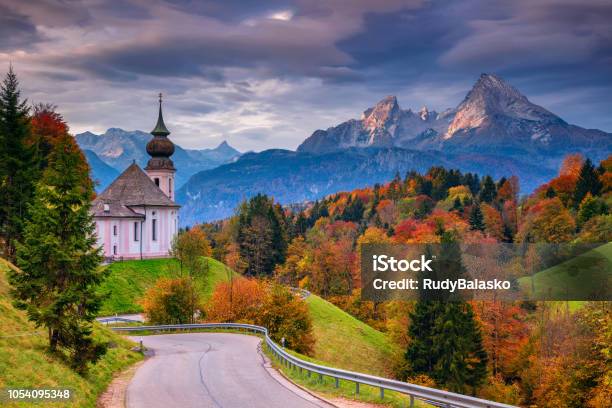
{"left": 0, "top": 260, "right": 142, "bottom": 408}
{"left": 98, "top": 256, "right": 237, "bottom": 315}
{"left": 267, "top": 350, "right": 433, "bottom": 408}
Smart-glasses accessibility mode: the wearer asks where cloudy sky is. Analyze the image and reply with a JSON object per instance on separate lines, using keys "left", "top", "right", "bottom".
{"left": 1, "top": 0, "right": 611, "bottom": 151}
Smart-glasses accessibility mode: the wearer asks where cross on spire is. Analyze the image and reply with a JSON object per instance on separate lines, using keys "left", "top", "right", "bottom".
{"left": 151, "top": 92, "right": 170, "bottom": 137}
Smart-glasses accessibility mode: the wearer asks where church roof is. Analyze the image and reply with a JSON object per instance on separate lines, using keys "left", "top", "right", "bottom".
{"left": 151, "top": 103, "right": 170, "bottom": 136}
{"left": 146, "top": 93, "right": 175, "bottom": 170}
{"left": 92, "top": 162, "right": 179, "bottom": 218}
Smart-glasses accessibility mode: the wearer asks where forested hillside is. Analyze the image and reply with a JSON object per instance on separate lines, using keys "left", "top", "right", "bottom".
{"left": 198, "top": 153, "right": 611, "bottom": 406}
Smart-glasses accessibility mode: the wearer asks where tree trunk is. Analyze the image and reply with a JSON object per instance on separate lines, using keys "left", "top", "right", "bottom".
{"left": 49, "top": 328, "right": 59, "bottom": 351}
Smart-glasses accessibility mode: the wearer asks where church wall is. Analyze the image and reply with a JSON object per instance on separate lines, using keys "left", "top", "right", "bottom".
{"left": 94, "top": 206, "right": 178, "bottom": 260}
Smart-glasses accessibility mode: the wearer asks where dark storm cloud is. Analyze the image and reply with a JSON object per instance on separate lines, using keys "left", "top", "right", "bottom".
{"left": 0, "top": 6, "right": 43, "bottom": 51}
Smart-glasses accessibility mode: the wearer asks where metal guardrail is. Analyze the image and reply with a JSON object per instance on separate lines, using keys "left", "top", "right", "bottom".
{"left": 97, "top": 317, "right": 142, "bottom": 324}
{"left": 111, "top": 323, "right": 517, "bottom": 408}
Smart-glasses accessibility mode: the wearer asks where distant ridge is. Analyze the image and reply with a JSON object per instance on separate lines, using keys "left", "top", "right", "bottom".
{"left": 76, "top": 128, "right": 241, "bottom": 190}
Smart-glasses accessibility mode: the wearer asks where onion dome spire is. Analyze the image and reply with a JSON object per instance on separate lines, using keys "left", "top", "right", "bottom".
{"left": 151, "top": 93, "right": 170, "bottom": 136}
{"left": 146, "top": 93, "right": 175, "bottom": 170}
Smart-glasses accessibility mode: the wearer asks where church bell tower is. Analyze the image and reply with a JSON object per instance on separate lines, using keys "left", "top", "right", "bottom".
{"left": 145, "top": 93, "right": 176, "bottom": 201}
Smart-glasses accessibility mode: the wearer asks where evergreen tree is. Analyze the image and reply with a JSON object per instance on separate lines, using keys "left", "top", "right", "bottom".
{"left": 463, "top": 173, "right": 480, "bottom": 196}
{"left": 573, "top": 159, "right": 602, "bottom": 208}
{"left": 341, "top": 197, "right": 365, "bottom": 222}
{"left": 577, "top": 194, "right": 607, "bottom": 227}
{"left": 0, "top": 68, "right": 38, "bottom": 258}
{"left": 236, "top": 194, "right": 287, "bottom": 276}
{"left": 9, "top": 135, "right": 106, "bottom": 373}
{"left": 478, "top": 175, "right": 497, "bottom": 203}
{"left": 293, "top": 211, "right": 309, "bottom": 237}
{"left": 431, "top": 302, "right": 488, "bottom": 394}
{"left": 452, "top": 197, "right": 463, "bottom": 211}
{"left": 406, "top": 231, "right": 488, "bottom": 394}
{"left": 469, "top": 204, "right": 485, "bottom": 231}
{"left": 405, "top": 301, "right": 443, "bottom": 375}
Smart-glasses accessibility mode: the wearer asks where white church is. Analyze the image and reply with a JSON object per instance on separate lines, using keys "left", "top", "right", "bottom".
{"left": 92, "top": 95, "right": 180, "bottom": 260}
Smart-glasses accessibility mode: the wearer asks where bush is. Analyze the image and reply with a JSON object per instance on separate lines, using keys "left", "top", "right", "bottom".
{"left": 141, "top": 277, "right": 200, "bottom": 324}
{"left": 259, "top": 285, "right": 315, "bottom": 355}
{"left": 206, "top": 278, "right": 266, "bottom": 322}
{"left": 207, "top": 279, "right": 315, "bottom": 355}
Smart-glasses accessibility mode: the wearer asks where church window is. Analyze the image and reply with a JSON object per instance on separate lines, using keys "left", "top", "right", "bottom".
{"left": 113, "top": 245, "right": 117, "bottom": 255}
{"left": 134, "top": 222, "right": 139, "bottom": 241}
{"left": 113, "top": 225, "right": 117, "bottom": 236}
{"left": 152, "top": 219, "right": 157, "bottom": 241}
{"left": 154, "top": 177, "right": 160, "bottom": 187}
{"left": 169, "top": 178, "right": 172, "bottom": 195}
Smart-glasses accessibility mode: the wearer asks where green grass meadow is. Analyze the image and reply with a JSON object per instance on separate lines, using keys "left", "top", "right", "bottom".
{"left": 98, "top": 256, "right": 238, "bottom": 315}
{"left": 518, "top": 242, "right": 612, "bottom": 303}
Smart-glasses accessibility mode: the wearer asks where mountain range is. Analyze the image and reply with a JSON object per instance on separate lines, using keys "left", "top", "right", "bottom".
{"left": 176, "top": 73, "right": 611, "bottom": 225}
{"left": 298, "top": 74, "right": 610, "bottom": 165}
{"left": 75, "top": 128, "right": 241, "bottom": 190}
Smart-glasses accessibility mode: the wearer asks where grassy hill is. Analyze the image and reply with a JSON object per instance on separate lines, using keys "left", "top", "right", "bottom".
{"left": 99, "top": 257, "right": 399, "bottom": 376}
{"left": 518, "top": 242, "right": 612, "bottom": 303}
{"left": 98, "top": 257, "right": 237, "bottom": 315}
{"left": 306, "top": 295, "right": 400, "bottom": 376}
{"left": 0, "top": 258, "right": 142, "bottom": 408}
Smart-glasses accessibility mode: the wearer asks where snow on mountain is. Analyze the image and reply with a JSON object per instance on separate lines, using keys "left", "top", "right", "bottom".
{"left": 297, "top": 73, "right": 611, "bottom": 163}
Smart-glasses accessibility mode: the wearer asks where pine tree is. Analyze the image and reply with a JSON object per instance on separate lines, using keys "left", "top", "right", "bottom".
{"left": 573, "top": 159, "right": 602, "bottom": 208}
{"left": 431, "top": 302, "right": 488, "bottom": 394}
{"left": 9, "top": 135, "right": 106, "bottom": 373}
{"left": 405, "top": 301, "right": 444, "bottom": 375}
{"left": 0, "top": 68, "right": 38, "bottom": 258}
{"left": 577, "top": 194, "right": 607, "bottom": 227}
{"left": 452, "top": 197, "right": 463, "bottom": 211}
{"left": 469, "top": 204, "right": 485, "bottom": 231}
{"left": 478, "top": 175, "right": 497, "bottom": 203}
{"left": 341, "top": 197, "right": 365, "bottom": 222}
{"left": 236, "top": 194, "right": 287, "bottom": 276}
{"left": 406, "top": 231, "right": 488, "bottom": 393}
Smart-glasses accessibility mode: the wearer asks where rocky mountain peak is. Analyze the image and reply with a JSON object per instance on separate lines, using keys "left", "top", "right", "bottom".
{"left": 362, "top": 95, "right": 400, "bottom": 129}
{"left": 418, "top": 106, "right": 430, "bottom": 120}
{"left": 444, "top": 73, "right": 559, "bottom": 139}
{"left": 214, "top": 140, "right": 240, "bottom": 155}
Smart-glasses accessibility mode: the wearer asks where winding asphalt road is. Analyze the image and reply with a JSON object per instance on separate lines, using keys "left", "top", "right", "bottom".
{"left": 126, "top": 333, "right": 334, "bottom": 408}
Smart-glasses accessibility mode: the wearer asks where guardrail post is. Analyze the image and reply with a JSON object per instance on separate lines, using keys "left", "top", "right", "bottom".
{"left": 380, "top": 387, "right": 384, "bottom": 399}
{"left": 307, "top": 370, "right": 311, "bottom": 378}
{"left": 335, "top": 377, "right": 339, "bottom": 388}
{"left": 318, "top": 373, "right": 323, "bottom": 383}
{"left": 409, "top": 395, "right": 414, "bottom": 408}
{"left": 355, "top": 382, "right": 359, "bottom": 395}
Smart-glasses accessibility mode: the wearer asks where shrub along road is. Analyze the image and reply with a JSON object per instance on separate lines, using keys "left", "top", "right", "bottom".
{"left": 126, "top": 332, "right": 334, "bottom": 408}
